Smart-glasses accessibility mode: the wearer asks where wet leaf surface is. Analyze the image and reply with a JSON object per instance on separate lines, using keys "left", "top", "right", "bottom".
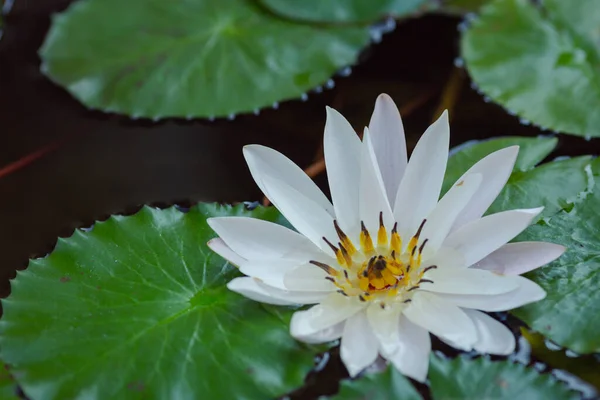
{"left": 40, "top": 0, "right": 369, "bottom": 119}
{"left": 0, "top": 204, "right": 316, "bottom": 399}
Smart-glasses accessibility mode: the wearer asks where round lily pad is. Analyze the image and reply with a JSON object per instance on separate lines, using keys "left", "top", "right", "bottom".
{"left": 0, "top": 204, "right": 316, "bottom": 399}
{"left": 514, "top": 164, "right": 600, "bottom": 353}
{"left": 461, "top": 0, "right": 600, "bottom": 137}
{"left": 40, "top": 0, "right": 370, "bottom": 119}
{"left": 259, "top": 0, "right": 428, "bottom": 23}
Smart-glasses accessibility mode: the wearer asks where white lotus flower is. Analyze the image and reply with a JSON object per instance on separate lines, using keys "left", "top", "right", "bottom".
{"left": 207, "top": 94, "right": 565, "bottom": 382}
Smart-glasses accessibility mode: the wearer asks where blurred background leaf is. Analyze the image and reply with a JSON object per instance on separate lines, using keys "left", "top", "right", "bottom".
{"left": 258, "top": 0, "right": 429, "bottom": 24}
{"left": 40, "top": 0, "right": 370, "bottom": 119}
{"left": 461, "top": 0, "right": 600, "bottom": 137}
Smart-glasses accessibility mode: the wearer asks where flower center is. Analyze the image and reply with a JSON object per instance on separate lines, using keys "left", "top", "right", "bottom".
{"left": 310, "top": 212, "right": 436, "bottom": 306}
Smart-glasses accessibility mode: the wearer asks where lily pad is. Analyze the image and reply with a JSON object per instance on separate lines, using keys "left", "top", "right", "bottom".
{"left": 335, "top": 365, "right": 422, "bottom": 400}
{"left": 461, "top": 0, "right": 600, "bottom": 137}
{"left": 429, "top": 356, "right": 577, "bottom": 399}
{"left": 513, "top": 167, "right": 600, "bottom": 353}
{"left": 0, "top": 361, "right": 20, "bottom": 400}
{"left": 40, "top": 0, "right": 370, "bottom": 119}
{"left": 258, "top": 0, "right": 428, "bottom": 23}
{"left": 335, "top": 356, "right": 576, "bottom": 399}
{"left": 0, "top": 204, "right": 316, "bottom": 399}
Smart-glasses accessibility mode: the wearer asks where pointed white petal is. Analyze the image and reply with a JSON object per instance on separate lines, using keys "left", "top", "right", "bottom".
{"left": 451, "top": 146, "right": 519, "bottom": 231}
{"left": 442, "top": 207, "right": 544, "bottom": 267}
{"left": 341, "top": 312, "right": 379, "bottom": 377}
{"left": 227, "top": 277, "right": 329, "bottom": 305}
{"left": 404, "top": 291, "right": 477, "bottom": 349}
{"left": 435, "top": 276, "right": 546, "bottom": 312}
{"left": 324, "top": 107, "right": 362, "bottom": 237}
{"left": 290, "top": 294, "right": 365, "bottom": 337}
{"left": 261, "top": 175, "right": 338, "bottom": 251}
{"left": 360, "top": 128, "right": 394, "bottom": 236}
{"left": 420, "top": 173, "right": 482, "bottom": 255}
{"left": 207, "top": 217, "right": 325, "bottom": 261}
{"left": 464, "top": 309, "right": 516, "bottom": 355}
{"left": 238, "top": 258, "right": 299, "bottom": 289}
{"left": 387, "top": 315, "right": 431, "bottom": 383}
{"left": 366, "top": 303, "right": 402, "bottom": 356}
{"left": 393, "top": 111, "right": 450, "bottom": 241}
{"left": 368, "top": 93, "right": 408, "bottom": 205}
{"left": 294, "top": 321, "right": 345, "bottom": 344}
{"left": 243, "top": 145, "right": 334, "bottom": 216}
{"left": 207, "top": 238, "right": 246, "bottom": 267}
{"left": 423, "top": 268, "right": 520, "bottom": 295}
{"left": 421, "top": 246, "right": 466, "bottom": 269}
{"left": 283, "top": 264, "right": 337, "bottom": 292}
{"left": 474, "top": 242, "right": 565, "bottom": 275}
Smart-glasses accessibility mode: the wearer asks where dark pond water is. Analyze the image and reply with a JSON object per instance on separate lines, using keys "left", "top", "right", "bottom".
{"left": 0, "top": 1, "right": 596, "bottom": 399}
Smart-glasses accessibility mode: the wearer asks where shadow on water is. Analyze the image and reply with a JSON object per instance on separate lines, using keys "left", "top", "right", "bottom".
{"left": 0, "top": 1, "right": 597, "bottom": 399}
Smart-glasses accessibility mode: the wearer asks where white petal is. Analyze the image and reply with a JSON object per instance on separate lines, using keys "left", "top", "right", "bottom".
{"left": 283, "top": 264, "right": 337, "bottom": 292}
{"left": 227, "top": 277, "right": 329, "bottom": 305}
{"left": 464, "top": 309, "right": 516, "bottom": 355}
{"left": 474, "top": 242, "right": 565, "bottom": 275}
{"left": 324, "top": 107, "right": 362, "bottom": 237}
{"left": 293, "top": 321, "right": 345, "bottom": 344}
{"left": 261, "top": 175, "right": 338, "bottom": 251}
{"left": 423, "top": 268, "right": 520, "bottom": 295}
{"left": 421, "top": 246, "right": 465, "bottom": 269}
{"left": 207, "top": 238, "right": 246, "bottom": 267}
{"left": 368, "top": 93, "right": 408, "bottom": 205}
{"left": 393, "top": 111, "right": 450, "bottom": 241}
{"left": 243, "top": 145, "right": 334, "bottom": 216}
{"left": 340, "top": 312, "right": 379, "bottom": 377}
{"left": 366, "top": 303, "right": 402, "bottom": 356}
{"left": 360, "top": 128, "right": 394, "bottom": 236}
{"left": 420, "top": 173, "right": 482, "bottom": 256}
{"left": 435, "top": 276, "right": 546, "bottom": 312}
{"left": 451, "top": 146, "right": 519, "bottom": 231}
{"left": 290, "top": 294, "right": 365, "bottom": 337}
{"left": 239, "top": 259, "right": 303, "bottom": 289}
{"left": 387, "top": 315, "right": 431, "bottom": 383}
{"left": 442, "top": 207, "right": 544, "bottom": 267}
{"left": 404, "top": 291, "right": 477, "bottom": 349}
{"left": 207, "top": 217, "right": 325, "bottom": 262}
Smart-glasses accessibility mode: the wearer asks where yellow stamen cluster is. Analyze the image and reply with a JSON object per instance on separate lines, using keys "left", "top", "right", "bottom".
{"left": 311, "top": 213, "right": 436, "bottom": 305}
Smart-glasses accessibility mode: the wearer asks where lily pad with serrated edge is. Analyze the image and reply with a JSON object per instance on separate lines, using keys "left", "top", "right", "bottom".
{"left": 259, "top": 0, "right": 429, "bottom": 24}
{"left": 334, "top": 355, "right": 577, "bottom": 399}
{"left": 0, "top": 204, "right": 317, "bottom": 399}
{"left": 512, "top": 159, "right": 600, "bottom": 353}
{"left": 40, "top": 0, "right": 370, "bottom": 119}
{"left": 461, "top": 0, "right": 600, "bottom": 137}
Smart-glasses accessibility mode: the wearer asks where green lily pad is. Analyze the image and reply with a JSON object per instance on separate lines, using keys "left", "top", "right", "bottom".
{"left": 258, "top": 0, "right": 428, "bottom": 24}
{"left": 335, "top": 365, "right": 422, "bottom": 400}
{"left": 461, "top": 0, "right": 600, "bottom": 137}
{"left": 513, "top": 166, "right": 600, "bottom": 353}
{"left": 334, "top": 356, "right": 576, "bottom": 399}
{"left": 40, "top": 0, "right": 370, "bottom": 119}
{"left": 0, "top": 361, "right": 20, "bottom": 400}
{"left": 429, "top": 356, "right": 577, "bottom": 400}
{"left": 0, "top": 204, "right": 316, "bottom": 399}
